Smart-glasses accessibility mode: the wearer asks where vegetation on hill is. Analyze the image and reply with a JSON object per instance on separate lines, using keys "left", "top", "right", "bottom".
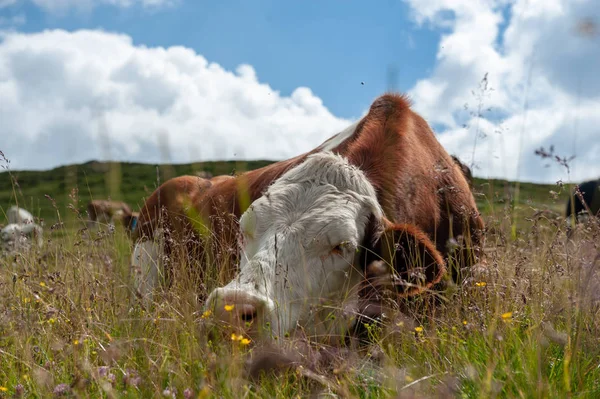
{"left": 0, "top": 160, "right": 272, "bottom": 226}
{"left": 1, "top": 160, "right": 571, "bottom": 228}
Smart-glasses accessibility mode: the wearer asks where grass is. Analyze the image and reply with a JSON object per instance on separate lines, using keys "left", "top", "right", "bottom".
{"left": 1, "top": 159, "right": 598, "bottom": 398}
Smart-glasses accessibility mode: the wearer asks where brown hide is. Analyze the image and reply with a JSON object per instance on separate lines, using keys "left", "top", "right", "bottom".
{"left": 135, "top": 93, "right": 484, "bottom": 290}
{"left": 87, "top": 200, "right": 132, "bottom": 224}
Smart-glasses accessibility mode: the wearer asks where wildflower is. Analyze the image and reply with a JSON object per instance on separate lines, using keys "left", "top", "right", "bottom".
{"left": 501, "top": 312, "right": 513, "bottom": 321}
{"left": 73, "top": 340, "right": 80, "bottom": 346}
{"left": 201, "top": 309, "right": 212, "bottom": 319}
{"left": 123, "top": 369, "right": 141, "bottom": 388}
{"left": 231, "top": 333, "right": 243, "bottom": 341}
{"left": 39, "top": 282, "right": 46, "bottom": 287}
{"left": 15, "top": 384, "right": 24, "bottom": 397}
{"left": 23, "top": 297, "right": 31, "bottom": 304}
{"left": 97, "top": 366, "right": 109, "bottom": 378}
{"left": 240, "top": 338, "right": 251, "bottom": 345}
{"left": 224, "top": 304, "right": 235, "bottom": 312}
{"left": 198, "top": 386, "right": 211, "bottom": 399}
{"left": 183, "top": 388, "right": 194, "bottom": 399}
{"left": 475, "top": 282, "right": 487, "bottom": 287}
{"left": 415, "top": 326, "right": 424, "bottom": 333}
{"left": 463, "top": 320, "right": 468, "bottom": 325}
{"left": 53, "top": 383, "right": 70, "bottom": 396}
{"left": 48, "top": 318, "right": 56, "bottom": 324}
{"left": 0, "top": 386, "right": 8, "bottom": 392}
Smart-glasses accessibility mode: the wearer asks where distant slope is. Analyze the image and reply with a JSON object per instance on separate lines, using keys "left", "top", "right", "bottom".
{"left": 0, "top": 160, "right": 272, "bottom": 224}
{"left": 0, "top": 160, "right": 570, "bottom": 226}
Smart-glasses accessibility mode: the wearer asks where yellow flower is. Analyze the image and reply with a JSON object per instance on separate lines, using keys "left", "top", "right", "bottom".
{"left": 240, "top": 338, "right": 251, "bottom": 345}
{"left": 198, "top": 386, "right": 211, "bottom": 399}
{"left": 463, "top": 320, "right": 467, "bottom": 325}
{"left": 475, "top": 282, "right": 487, "bottom": 287}
{"left": 23, "top": 297, "right": 31, "bottom": 304}
{"left": 74, "top": 340, "right": 80, "bottom": 346}
{"left": 39, "top": 282, "right": 46, "bottom": 287}
{"left": 48, "top": 318, "right": 56, "bottom": 324}
{"left": 22, "top": 374, "right": 29, "bottom": 381}
{"left": 501, "top": 312, "right": 513, "bottom": 320}
{"left": 0, "top": 386, "right": 7, "bottom": 392}
{"left": 92, "top": 351, "right": 97, "bottom": 355}
{"left": 231, "top": 333, "right": 243, "bottom": 341}
{"left": 201, "top": 310, "right": 212, "bottom": 319}
{"left": 224, "top": 304, "right": 235, "bottom": 312}
{"left": 414, "top": 326, "right": 424, "bottom": 333}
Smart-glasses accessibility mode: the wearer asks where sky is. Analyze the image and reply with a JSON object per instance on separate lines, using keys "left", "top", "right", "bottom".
{"left": 0, "top": 0, "right": 598, "bottom": 183}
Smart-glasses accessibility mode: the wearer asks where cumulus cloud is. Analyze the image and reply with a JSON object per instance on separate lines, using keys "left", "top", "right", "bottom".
{"left": 405, "top": 0, "right": 600, "bottom": 183}
{"left": 0, "top": 30, "right": 351, "bottom": 171}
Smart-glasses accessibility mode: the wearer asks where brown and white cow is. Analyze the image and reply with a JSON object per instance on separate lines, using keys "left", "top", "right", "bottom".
{"left": 87, "top": 200, "right": 138, "bottom": 232}
{"left": 132, "top": 94, "right": 484, "bottom": 340}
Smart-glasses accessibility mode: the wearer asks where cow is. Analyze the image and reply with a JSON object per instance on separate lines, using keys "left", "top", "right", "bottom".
{"left": 1, "top": 222, "right": 44, "bottom": 250}
{"left": 566, "top": 178, "right": 600, "bottom": 226}
{"left": 86, "top": 200, "right": 138, "bottom": 232}
{"left": 7, "top": 206, "right": 35, "bottom": 225}
{"left": 132, "top": 94, "right": 484, "bottom": 341}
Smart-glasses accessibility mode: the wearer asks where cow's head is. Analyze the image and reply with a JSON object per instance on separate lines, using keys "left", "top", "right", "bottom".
{"left": 205, "top": 152, "right": 445, "bottom": 340}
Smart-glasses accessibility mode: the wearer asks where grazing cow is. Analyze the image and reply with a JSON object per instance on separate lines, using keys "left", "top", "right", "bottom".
{"left": 87, "top": 200, "right": 137, "bottom": 232}
{"left": 1, "top": 222, "right": 44, "bottom": 249}
{"left": 566, "top": 179, "right": 600, "bottom": 225}
{"left": 132, "top": 94, "right": 484, "bottom": 340}
{"left": 7, "top": 206, "right": 35, "bottom": 225}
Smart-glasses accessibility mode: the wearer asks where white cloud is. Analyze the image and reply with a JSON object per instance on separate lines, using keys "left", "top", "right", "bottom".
{"left": 405, "top": 0, "right": 600, "bottom": 183}
{"left": 0, "top": 30, "right": 351, "bottom": 171}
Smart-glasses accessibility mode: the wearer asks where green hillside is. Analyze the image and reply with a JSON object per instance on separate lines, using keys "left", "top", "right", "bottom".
{"left": 0, "top": 159, "right": 571, "bottom": 227}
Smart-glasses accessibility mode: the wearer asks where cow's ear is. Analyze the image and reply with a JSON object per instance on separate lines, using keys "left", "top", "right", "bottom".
{"left": 363, "top": 219, "right": 446, "bottom": 297}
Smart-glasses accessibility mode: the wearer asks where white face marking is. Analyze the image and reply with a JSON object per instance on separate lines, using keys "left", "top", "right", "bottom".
{"left": 206, "top": 152, "right": 382, "bottom": 339}
{"left": 316, "top": 120, "right": 360, "bottom": 152}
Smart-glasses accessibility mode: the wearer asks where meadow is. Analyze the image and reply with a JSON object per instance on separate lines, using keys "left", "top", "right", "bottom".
{"left": 1, "top": 158, "right": 599, "bottom": 398}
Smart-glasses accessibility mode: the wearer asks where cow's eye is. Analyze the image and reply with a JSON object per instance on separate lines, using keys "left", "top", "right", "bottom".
{"left": 331, "top": 241, "right": 350, "bottom": 256}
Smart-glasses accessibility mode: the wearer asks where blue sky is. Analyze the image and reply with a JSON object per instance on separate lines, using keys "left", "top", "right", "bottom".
{"left": 0, "top": 0, "right": 599, "bottom": 183}
{"left": 5, "top": 0, "right": 442, "bottom": 118}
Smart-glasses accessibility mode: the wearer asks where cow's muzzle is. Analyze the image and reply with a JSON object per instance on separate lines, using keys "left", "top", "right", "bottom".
{"left": 205, "top": 287, "right": 274, "bottom": 337}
